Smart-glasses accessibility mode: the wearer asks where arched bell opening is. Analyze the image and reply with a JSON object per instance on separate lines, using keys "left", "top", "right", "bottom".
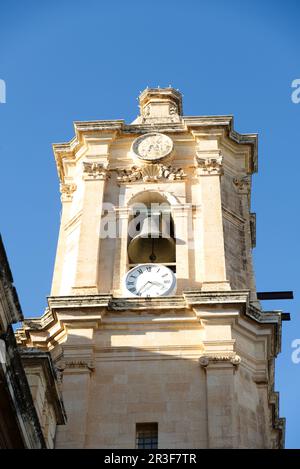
{"left": 127, "top": 192, "right": 176, "bottom": 271}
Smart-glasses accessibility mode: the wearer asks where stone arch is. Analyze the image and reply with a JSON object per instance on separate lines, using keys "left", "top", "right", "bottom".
{"left": 126, "top": 189, "right": 180, "bottom": 207}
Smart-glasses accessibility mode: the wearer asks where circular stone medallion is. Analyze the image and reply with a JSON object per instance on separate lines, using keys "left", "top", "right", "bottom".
{"left": 131, "top": 133, "right": 173, "bottom": 162}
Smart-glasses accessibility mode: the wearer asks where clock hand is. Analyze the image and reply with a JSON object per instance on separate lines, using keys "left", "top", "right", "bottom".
{"left": 150, "top": 280, "right": 164, "bottom": 288}
{"left": 140, "top": 281, "right": 165, "bottom": 296}
{"left": 140, "top": 284, "right": 153, "bottom": 295}
{"left": 137, "top": 281, "right": 151, "bottom": 295}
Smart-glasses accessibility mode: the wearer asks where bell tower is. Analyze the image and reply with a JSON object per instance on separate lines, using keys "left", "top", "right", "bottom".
{"left": 17, "top": 87, "right": 286, "bottom": 448}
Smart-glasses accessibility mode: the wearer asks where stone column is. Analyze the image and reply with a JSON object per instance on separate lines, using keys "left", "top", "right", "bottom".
{"left": 193, "top": 132, "right": 230, "bottom": 291}
{"left": 72, "top": 163, "right": 109, "bottom": 294}
{"left": 199, "top": 355, "right": 240, "bottom": 448}
{"left": 51, "top": 183, "right": 77, "bottom": 296}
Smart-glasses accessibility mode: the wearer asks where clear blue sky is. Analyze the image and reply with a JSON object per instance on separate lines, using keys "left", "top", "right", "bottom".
{"left": 0, "top": 0, "right": 299, "bottom": 448}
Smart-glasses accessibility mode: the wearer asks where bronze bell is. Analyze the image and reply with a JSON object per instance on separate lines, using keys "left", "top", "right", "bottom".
{"left": 128, "top": 215, "right": 175, "bottom": 264}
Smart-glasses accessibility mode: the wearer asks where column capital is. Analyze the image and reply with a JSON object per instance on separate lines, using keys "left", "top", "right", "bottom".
{"left": 196, "top": 150, "right": 223, "bottom": 176}
{"left": 82, "top": 162, "right": 110, "bottom": 181}
{"left": 57, "top": 359, "right": 95, "bottom": 375}
{"left": 199, "top": 354, "right": 241, "bottom": 368}
{"left": 60, "top": 183, "right": 77, "bottom": 202}
{"left": 233, "top": 175, "right": 251, "bottom": 194}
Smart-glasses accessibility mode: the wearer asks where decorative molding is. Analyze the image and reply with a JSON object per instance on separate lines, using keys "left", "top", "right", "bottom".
{"left": 83, "top": 162, "right": 109, "bottom": 180}
{"left": 59, "top": 183, "right": 77, "bottom": 202}
{"left": 116, "top": 164, "right": 186, "bottom": 183}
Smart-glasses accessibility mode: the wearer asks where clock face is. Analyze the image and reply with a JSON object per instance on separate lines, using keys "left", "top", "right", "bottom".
{"left": 124, "top": 264, "right": 176, "bottom": 297}
{"left": 131, "top": 133, "right": 173, "bottom": 162}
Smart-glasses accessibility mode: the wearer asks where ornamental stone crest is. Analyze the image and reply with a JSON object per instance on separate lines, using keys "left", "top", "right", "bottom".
{"left": 83, "top": 162, "right": 109, "bottom": 180}
{"left": 131, "top": 133, "right": 173, "bottom": 162}
{"left": 117, "top": 164, "right": 186, "bottom": 183}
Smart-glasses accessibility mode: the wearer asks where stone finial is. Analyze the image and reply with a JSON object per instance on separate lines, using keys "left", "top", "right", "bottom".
{"left": 133, "top": 87, "right": 183, "bottom": 124}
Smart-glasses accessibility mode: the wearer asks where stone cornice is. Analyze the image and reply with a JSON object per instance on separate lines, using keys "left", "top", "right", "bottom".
{"left": 48, "top": 295, "right": 111, "bottom": 309}
{"left": 247, "top": 304, "right": 282, "bottom": 325}
{"left": 183, "top": 290, "right": 250, "bottom": 306}
{"left": 15, "top": 292, "right": 285, "bottom": 354}
{"left": 19, "top": 291, "right": 285, "bottom": 323}
{"left": 53, "top": 114, "right": 258, "bottom": 183}
{"left": 53, "top": 124, "right": 121, "bottom": 183}
{"left": 111, "top": 295, "right": 186, "bottom": 311}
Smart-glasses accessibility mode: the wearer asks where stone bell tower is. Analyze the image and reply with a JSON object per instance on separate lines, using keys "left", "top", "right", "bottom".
{"left": 17, "top": 87, "right": 286, "bottom": 448}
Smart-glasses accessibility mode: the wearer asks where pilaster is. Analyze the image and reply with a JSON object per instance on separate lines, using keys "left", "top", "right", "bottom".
{"left": 112, "top": 207, "right": 130, "bottom": 295}
{"left": 193, "top": 131, "right": 230, "bottom": 291}
{"left": 172, "top": 204, "right": 192, "bottom": 291}
{"left": 55, "top": 357, "right": 94, "bottom": 448}
{"left": 233, "top": 176, "right": 258, "bottom": 304}
{"left": 72, "top": 162, "right": 109, "bottom": 294}
{"left": 51, "top": 183, "right": 77, "bottom": 296}
{"left": 199, "top": 355, "right": 240, "bottom": 448}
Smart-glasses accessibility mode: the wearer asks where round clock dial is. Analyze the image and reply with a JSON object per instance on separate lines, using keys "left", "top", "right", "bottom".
{"left": 131, "top": 133, "right": 173, "bottom": 162}
{"left": 124, "top": 264, "right": 176, "bottom": 297}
